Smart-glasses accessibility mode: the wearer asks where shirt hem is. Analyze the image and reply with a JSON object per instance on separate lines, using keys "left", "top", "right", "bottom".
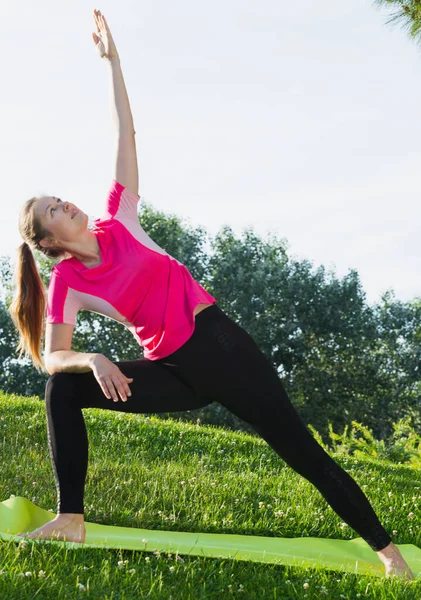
{"left": 143, "top": 298, "right": 217, "bottom": 360}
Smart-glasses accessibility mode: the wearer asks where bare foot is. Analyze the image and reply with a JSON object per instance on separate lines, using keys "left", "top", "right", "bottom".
{"left": 377, "top": 541, "right": 414, "bottom": 579}
{"left": 18, "top": 513, "right": 86, "bottom": 543}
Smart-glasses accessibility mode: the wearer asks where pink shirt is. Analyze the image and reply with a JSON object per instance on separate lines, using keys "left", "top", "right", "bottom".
{"left": 46, "top": 180, "right": 217, "bottom": 360}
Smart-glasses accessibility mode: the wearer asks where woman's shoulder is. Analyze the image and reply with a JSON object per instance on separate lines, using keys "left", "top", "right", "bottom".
{"left": 50, "top": 256, "right": 78, "bottom": 282}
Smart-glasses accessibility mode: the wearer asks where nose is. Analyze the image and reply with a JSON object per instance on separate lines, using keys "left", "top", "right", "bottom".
{"left": 63, "top": 202, "right": 73, "bottom": 215}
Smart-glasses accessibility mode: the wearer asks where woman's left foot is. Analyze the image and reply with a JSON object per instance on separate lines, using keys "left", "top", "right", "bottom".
{"left": 17, "top": 513, "right": 86, "bottom": 543}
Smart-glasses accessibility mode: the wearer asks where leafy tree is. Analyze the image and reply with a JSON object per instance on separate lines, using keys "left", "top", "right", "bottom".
{"left": 374, "top": 1, "right": 421, "bottom": 43}
{"left": 204, "top": 227, "right": 379, "bottom": 436}
{"left": 200, "top": 226, "right": 421, "bottom": 439}
{"left": 370, "top": 292, "right": 421, "bottom": 436}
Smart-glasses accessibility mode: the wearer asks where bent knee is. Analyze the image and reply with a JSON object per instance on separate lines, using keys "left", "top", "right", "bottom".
{"left": 45, "top": 371, "right": 75, "bottom": 399}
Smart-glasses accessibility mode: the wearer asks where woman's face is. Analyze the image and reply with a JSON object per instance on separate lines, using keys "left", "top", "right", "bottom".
{"left": 35, "top": 196, "right": 89, "bottom": 249}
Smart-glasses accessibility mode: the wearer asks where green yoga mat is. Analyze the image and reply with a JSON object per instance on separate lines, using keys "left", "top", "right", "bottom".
{"left": 1, "top": 497, "right": 421, "bottom": 577}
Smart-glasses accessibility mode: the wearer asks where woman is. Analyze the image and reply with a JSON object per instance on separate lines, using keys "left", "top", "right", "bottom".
{"left": 8, "top": 9, "right": 413, "bottom": 579}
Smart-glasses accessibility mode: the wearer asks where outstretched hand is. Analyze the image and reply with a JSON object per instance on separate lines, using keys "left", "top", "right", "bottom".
{"left": 92, "top": 9, "right": 119, "bottom": 61}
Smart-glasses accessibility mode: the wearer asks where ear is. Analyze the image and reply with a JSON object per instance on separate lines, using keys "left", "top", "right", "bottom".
{"left": 39, "top": 237, "right": 56, "bottom": 249}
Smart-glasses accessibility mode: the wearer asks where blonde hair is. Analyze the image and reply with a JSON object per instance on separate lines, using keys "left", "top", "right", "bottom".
{"left": 8, "top": 197, "right": 66, "bottom": 372}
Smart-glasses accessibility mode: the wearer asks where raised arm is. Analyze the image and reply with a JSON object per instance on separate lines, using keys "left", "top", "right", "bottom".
{"left": 92, "top": 9, "right": 139, "bottom": 197}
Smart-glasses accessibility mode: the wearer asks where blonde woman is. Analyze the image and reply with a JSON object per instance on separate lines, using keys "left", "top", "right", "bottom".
{"left": 8, "top": 9, "right": 413, "bottom": 579}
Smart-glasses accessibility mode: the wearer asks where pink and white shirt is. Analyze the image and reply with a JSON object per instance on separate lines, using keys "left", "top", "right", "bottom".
{"left": 46, "top": 180, "right": 217, "bottom": 360}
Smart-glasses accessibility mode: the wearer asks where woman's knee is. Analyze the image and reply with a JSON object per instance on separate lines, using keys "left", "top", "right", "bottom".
{"left": 45, "top": 372, "right": 75, "bottom": 402}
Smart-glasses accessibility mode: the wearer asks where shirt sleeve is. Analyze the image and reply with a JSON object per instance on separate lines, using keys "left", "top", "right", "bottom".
{"left": 103, "top": 179, "right": 141, "bottom": 221}
{"left": 46, "top": 270, "right": 82, "bottom": 326}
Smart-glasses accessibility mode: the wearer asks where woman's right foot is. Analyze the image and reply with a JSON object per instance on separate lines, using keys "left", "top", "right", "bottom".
{"left": 17, "top": 513, "right": 86, "bottom": 543}
{"left": 377, "top": 542, "right": 414, "bottom": 579}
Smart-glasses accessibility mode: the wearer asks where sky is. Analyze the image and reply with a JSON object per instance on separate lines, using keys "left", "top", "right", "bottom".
{"left": 1, "top": 0, "right": 420, "bottom": 306}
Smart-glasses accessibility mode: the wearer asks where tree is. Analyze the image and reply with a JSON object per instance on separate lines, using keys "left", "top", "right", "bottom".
{"left": 204, "top": 227, "right": 381, "bottom": 436}
{"left": 374, "top": 1, "right": 421, "bottom": 43}
{"left": 370, "top": 292, "right": 421, "bottom": 436}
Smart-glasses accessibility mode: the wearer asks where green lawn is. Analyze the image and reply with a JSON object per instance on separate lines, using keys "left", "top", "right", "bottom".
{"left": 1, "top": 391, "right": 421, "bottom": 599}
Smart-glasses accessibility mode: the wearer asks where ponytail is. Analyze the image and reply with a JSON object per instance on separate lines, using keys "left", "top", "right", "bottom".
{"left": 8, "top": 241, "right": 47, "bottom": 372}
{"left": 9, "top": 196, "right": 66, "bottom": 373}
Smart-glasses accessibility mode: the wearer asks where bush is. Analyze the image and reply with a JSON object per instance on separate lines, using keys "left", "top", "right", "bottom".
{"left": 311, "top": 417, "right": 421, "bottom": 467}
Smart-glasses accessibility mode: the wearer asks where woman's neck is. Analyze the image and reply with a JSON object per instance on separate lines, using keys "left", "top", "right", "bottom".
{"left": 63, "top": 231, "right": 101, "bottom": 264}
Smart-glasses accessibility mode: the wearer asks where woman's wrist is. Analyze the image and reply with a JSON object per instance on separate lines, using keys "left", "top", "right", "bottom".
{"left": 106, "top": 54, "right": 120, "bottom": 64}
{"left": 88, "top": 353, "right": 104, "bottom": 369}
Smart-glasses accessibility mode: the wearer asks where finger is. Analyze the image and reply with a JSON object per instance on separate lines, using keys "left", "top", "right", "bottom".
{"left": 114, "top": 378, "right": 129, "bottom": 402}
{"left": 102, "top": 15, "right": 110, "bottom": 31}
{"left": 100, "top": 12, "right": 111, "bottom": 34}
{"left": 94, "top": 10, "right": 102, "bottom": 32}
{"left": 97, "top": 376, "right": 111, "bottom": 400}
{"left": 120, "top": 378, "right": 132, "bottom": 397}
{"left": 108, "top": 375, "right": 127, "bottom": 402}
{"left": 119, "top": 377, "right": 132, "bottom": 397}
{"left": 115, "top": 385, "right": 126, "bottom": 402}
{"left": 124, "top": 376, "right": 134, "bottom": 392}
{"left": 103, "top": 376, "right": 119, "bottom": 402}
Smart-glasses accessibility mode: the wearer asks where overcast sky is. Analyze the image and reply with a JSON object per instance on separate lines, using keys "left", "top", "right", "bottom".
{"left": 1, "top": 0, "right": 420, "bottom": 306}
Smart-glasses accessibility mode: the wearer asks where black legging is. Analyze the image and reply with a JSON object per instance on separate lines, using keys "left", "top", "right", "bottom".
{"left": 45, "top": 304, "right": 391, "bottom": 551}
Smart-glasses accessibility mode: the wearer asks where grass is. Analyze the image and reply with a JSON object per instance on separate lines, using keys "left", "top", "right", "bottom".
{"left": 1, "top": 391, "right": 421, "bottom": 599}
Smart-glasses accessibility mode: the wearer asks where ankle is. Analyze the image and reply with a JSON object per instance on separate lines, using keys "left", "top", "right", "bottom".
{"left": 377, "top": 541, "right": 397, "bottom": 556}
{"left": 56, "top": 513, "right": 85, "bottom": 524}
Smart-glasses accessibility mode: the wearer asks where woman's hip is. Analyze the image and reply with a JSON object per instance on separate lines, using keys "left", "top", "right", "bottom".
{"left": 157, "top": 304, "right": 283, "bottom": 403}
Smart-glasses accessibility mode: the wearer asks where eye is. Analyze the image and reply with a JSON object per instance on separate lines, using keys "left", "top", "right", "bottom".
{"left": 50, "top": 198, "right": 61, "bottom": 216}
